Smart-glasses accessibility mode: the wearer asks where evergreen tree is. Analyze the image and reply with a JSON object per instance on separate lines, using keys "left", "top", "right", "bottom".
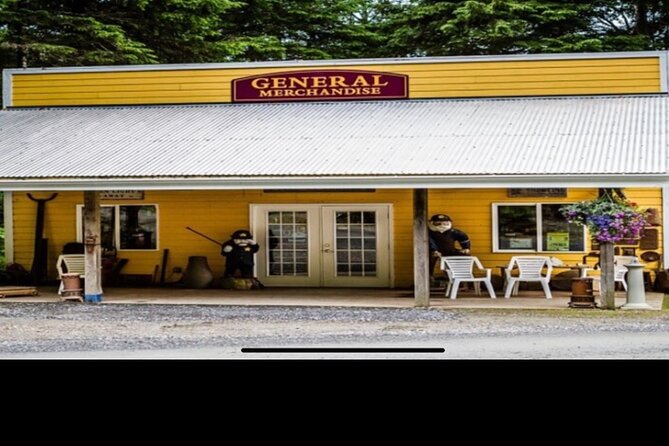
{"left": 393, "top": 1, "right": 669, "bottom": 57}
{"left": 0, "top": 0, "right": 158, "bottom": 67}
{"left": 589, "top": 0, "right": 669, "bottom": 51}
{"left": 102, "top": 0, "right": 241, "bottom": 63}
{"left": 384, "top": 0, "right": 602, "bottom": 56}
{"left": 220, "top": 0, "right": 382, "bottom": 61}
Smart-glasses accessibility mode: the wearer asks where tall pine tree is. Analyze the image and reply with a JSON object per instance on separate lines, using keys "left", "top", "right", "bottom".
{"left": 0, "top": 0, "right": 158, "bottom": 67}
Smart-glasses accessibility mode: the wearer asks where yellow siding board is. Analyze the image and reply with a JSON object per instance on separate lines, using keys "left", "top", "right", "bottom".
{"left": 12, "top": 68, "right": 659, "bottom": 97}
{"left": 408, "top": 73, "right": 660, "bottom": 85}
{"left": 411, "top": 86, "right": 659, "bottom": 98}
{"left": 411, "top": 79, "right": 660, "bottom": 90}
{"left": 12, "top": 64, "right": 659, "bottom": 87}
{"left": 13, "top": 56, "right": 658, "bottom": 82}
{"left": 14, "top": 76, "right": 659, "bottom": 101}
{"left": 407, "top": 66, "right": 660, "bottom": 78}
{"left": 13, "top": 84, "right": 659, "bottom": 107}
{"left": 11, "top": 57, "right": 662, "bottom": 107}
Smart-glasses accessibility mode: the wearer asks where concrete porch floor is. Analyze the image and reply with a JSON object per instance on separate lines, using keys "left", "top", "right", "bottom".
{"left": 0, "top": 286, "right": 664, "bottom": 310}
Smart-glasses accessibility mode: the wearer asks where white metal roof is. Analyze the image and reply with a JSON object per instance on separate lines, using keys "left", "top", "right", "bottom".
{"left": 0, "top": 95, "right": 667, "bottom": 190}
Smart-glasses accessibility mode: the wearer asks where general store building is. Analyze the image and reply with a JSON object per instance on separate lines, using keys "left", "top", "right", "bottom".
{"left": 1, "top": 51, "right": 668, "bottom": 305}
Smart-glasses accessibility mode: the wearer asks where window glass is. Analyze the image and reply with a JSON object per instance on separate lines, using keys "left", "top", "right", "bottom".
{"left": 541, "top": 204, "right": 585, "bottom": 251}
{"left": 334, "top": 211, "right": 377, "bottom": 277}
{"left": 495, "top": 203, "right": 585, "bottom": 252}
{"left": 267, "top": 211, "right": 308, "bottom": 276}
{"left": 80, "top": 206, "right": 115, "bottom": 250}
{"left": 79, "top": 204, "right": 158, "bottom": 251}
{"left": 119, "top": 205, "right": 157, "bottom": 250}
{"left": 100, "top": 207, "right": 116, "bottom": 250}
{"left": 497, "top": 205, "right": 537, "bottom": 250}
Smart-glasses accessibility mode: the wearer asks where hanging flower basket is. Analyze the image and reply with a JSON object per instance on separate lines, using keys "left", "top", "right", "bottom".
{"left": 560, "top": 196, "right": 647, "bottom": 243}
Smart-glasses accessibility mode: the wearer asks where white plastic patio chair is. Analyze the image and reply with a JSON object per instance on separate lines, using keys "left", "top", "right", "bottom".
{"left": 581, "top": 255, "right": 636, "bottom": 292}
{"left": 440, "top": 256, "right": 496, "bottom": 300}
{"left": 504, "top": 256, "right": 553, "bottom": 299}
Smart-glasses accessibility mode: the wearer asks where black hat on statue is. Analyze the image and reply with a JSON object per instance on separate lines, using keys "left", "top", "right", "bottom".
{"left": 231, "top": 230, "right": 253, "bottom": 239}
{"left": 430, "top": 214, "right": 451, "bottom": 222}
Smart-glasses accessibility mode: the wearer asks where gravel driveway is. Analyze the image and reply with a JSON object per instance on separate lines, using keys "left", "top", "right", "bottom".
{"left": 0, "top": 303, "right": 668, "bottom": 358}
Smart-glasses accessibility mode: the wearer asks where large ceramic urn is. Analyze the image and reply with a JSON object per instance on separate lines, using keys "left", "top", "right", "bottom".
{"left": 182, "top": 256, "right": 214, "bottom": 289}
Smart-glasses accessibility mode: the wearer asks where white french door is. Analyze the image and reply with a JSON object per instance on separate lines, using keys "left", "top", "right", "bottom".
{"left": 251, "top": 204, "right": 391, "bottom": 287}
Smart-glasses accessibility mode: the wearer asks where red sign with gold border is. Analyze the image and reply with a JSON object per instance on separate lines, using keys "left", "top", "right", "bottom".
{"left": 232, "top": 69, "right": 408, "bottom": 103}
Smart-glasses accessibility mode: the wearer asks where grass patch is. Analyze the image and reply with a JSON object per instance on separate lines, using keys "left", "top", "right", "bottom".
{"left": 663, "top": 294, "right": 669, "bottom": 311}
{"left": 437, "top": 307, "right": 667, "bottom": 319}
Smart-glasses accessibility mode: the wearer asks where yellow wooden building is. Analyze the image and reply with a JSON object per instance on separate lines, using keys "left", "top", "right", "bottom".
{"left": 1, "top": 51, "right": 668, "bottom": 304}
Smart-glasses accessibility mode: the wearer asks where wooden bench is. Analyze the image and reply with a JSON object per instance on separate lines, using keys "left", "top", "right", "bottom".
{"left": 56, "top": 254, "right": 85, "bottom": 295}
{"left": 0, "top": 287, "right": 39, "bottom": 298}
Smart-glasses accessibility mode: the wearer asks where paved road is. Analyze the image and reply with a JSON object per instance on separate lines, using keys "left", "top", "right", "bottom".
{"left": 0, "top": 303, "right": 667, "bottom": 359}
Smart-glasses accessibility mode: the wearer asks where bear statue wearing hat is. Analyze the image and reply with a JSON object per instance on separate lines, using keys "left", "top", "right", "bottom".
{"left": 221, "top": 229, "right": 260, "bottom": 278}
{"left": 428, "top": 214, "right": 471, "bottom": 278}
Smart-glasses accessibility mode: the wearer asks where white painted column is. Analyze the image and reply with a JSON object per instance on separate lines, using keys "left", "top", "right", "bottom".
{"left": 83, "top": 191, "right": 103, "bottom": 302}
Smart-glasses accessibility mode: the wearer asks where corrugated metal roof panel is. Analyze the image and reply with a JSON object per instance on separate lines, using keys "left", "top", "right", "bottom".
{"left": 0, "top": 96, "right": 667, "bottom": 180}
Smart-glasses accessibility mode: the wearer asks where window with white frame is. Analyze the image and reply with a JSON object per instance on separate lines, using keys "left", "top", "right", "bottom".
{"left": 492, "top": 203, "right": 585, "bottom": 252}
{"left": 77, "top": 204, "right": 158, "bottom": 250}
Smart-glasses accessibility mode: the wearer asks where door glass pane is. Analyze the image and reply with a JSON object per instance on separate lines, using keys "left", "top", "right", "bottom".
{"left": 541, "top": 204, "right": 585, "bottom": 252}
{"left": 334, "top": 211, "right": 377, "bottom": 277}
{"left": 497, "top": 205, "right": 537, "bottom": 250}
{"left": 267, "top": 211, "right": 309, "bottom": 276}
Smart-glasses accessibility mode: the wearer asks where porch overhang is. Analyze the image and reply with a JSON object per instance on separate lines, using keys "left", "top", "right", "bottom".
{"left": 0, "top": 95, "right": 667, "bottom": 190}
{"left": 0, "top": 173, "right": 668, "bottom": 191}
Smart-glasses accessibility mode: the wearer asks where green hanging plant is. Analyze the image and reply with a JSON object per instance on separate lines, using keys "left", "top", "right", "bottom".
{"left": 560, "top": 196, "right": 647, "bottom": 243}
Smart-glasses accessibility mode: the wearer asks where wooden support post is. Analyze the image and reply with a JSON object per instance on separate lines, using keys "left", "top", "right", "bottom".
{"left": 83, "top": 191, "right": 103, "bottom": 302}
{"left": 413, "top": 189, "right": 430, "bottom": 308}
{"left": 600, "top": 242, "right": 615, "bottom": 309}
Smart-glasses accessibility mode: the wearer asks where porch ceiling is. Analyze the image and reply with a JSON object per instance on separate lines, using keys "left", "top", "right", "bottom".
{"left": 0, "top": 95, "right": 668, "bottom": 190}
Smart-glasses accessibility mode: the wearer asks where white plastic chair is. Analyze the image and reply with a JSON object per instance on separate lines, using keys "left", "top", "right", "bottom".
{"left": 504, "top": 256, "right": 553, "bottom": 299}
{"left": 56, "top": 254, "right": 85, "bottom": 295}
{"left": 440, "top": 256, "right": 496, "bottom": 300}
{"left": 581, "top": 255, "right": 636, "bottom": 292}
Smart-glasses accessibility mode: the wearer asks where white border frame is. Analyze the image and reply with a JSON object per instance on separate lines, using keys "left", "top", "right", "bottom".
{"left": 492, "top": 202, "right": 587, "bottom": 253}
{"left": 75, "top": 203, "right": 160, "bottom": 251}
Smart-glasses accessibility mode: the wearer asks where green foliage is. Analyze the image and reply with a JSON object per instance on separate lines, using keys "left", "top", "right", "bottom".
{"left": 219, "top": 0, "right": 384, "bottom": 61}
{"left": 0, "top": 0, "right": 667, "bottom": 105}
{"left": 106, "top": 0, "right": 242, "bottom": 63}
{"left": 590, "top": 0, "right": 669, "bottom": 51}
{"left": 385, "top": 0, "right": 601, "bottom": 55}
{"left": 1, "top": 1, "right": 667, "bottom": 69}
{"left": 0, "top": 0, "right": 160, "bottom": 67}
{"left": 382, "top": 0, "right": 669, "bottom": 56}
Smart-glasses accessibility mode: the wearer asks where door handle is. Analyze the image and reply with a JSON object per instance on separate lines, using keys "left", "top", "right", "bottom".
{"left": 322, "top": 248, "right": 334, "bottom": 253}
